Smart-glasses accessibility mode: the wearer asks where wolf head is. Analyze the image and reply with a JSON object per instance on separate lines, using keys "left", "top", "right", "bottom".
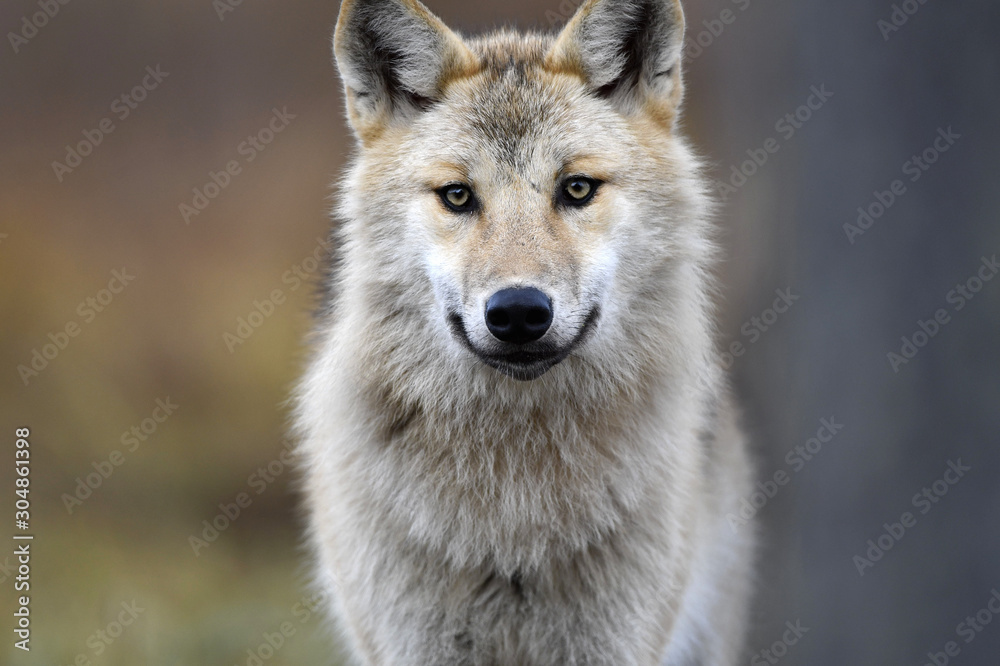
{"left": 330, "top": 0, "right": 714, "bottom": 385}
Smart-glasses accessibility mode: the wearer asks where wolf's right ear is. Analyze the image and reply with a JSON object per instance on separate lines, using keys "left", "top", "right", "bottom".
{"left": 333, "top": 0, "right": 476, "bottom": 143}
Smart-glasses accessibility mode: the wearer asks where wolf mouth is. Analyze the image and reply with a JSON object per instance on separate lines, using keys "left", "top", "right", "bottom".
{"left": 447, "top": 309, "right": 600, "bottom": 381}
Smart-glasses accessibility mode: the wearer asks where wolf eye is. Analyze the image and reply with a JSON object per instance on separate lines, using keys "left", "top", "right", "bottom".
{"left": 559, "top": 177, "right": 599, "bottom": 206}
{"left": 438, "top": 184, "right": 476, "bottom": 213}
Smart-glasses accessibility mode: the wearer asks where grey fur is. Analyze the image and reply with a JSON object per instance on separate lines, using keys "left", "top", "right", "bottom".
{"left": 296, "top": 1, "right": 755, "bottom": 663}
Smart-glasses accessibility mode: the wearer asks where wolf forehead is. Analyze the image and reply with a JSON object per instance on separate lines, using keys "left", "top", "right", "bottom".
{"left": 466, "top": 29, "right": 555, "bottom": 74}
{"left": 406, "top": 33, "right": 619, "bottom": 171}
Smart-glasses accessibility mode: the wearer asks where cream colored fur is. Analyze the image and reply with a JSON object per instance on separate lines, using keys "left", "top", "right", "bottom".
{"left": 295, "top": 0, "right": 755, "bottom": 663}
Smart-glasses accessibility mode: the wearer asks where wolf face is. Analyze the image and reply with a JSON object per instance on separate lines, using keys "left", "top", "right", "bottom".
{"left": 333, "top": 0, "right": 710, "bottom": 383}
{"left": 420, "top": 78, "right": 627, "bottom": 381}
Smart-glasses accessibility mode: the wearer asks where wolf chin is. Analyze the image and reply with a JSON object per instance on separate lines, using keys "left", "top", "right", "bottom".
{"left": 294, "top": 0, "right": 755, "bottom": 663}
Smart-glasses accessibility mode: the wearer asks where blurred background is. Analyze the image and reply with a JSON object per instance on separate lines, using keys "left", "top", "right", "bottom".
{"left": 1, "top": 0, "right": 998, "bottom": 663}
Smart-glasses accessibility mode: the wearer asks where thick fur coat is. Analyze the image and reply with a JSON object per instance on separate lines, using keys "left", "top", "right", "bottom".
{"left": 295, "top": 0, "right": 755, "bottom": 663}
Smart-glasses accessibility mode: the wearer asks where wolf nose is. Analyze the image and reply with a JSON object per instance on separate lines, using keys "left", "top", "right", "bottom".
{"left": 485, "top": 288, "right": 553, "bottom": 344}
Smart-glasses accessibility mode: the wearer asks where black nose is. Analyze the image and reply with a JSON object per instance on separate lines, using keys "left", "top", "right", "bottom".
{"left": 485, "top": 287, "right": 553, "bottom": 344}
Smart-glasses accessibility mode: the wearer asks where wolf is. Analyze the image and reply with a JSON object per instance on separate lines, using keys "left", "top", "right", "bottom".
{"left": 294, "top": 0, "right": 755, "bottom": 663}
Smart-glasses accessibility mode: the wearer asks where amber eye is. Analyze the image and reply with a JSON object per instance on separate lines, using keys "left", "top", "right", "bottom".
{"left": 560, "top": 177, "right": 599, "bottom": 206}
{"left": 438, "top": 184, "right": 476, "bottom": 213}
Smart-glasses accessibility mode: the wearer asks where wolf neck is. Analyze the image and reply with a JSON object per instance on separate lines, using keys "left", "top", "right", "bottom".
{"left": 346, "top": 306, "right": 720, "bottom": 574}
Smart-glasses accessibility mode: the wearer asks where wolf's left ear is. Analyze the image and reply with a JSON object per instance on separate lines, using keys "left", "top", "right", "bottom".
{"left": 547, "top": 0, "right": 686, "bottom": 125}
{"left": 334, "top": 0, "right": 476, "bottom": 143}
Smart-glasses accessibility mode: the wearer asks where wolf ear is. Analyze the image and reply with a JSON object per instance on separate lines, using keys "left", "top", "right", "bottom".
{"left": 333, "top": 0, "right": 476, "bottom": 142}
{"left": 547, "top": 0, "right": 686, "bottom": 124}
